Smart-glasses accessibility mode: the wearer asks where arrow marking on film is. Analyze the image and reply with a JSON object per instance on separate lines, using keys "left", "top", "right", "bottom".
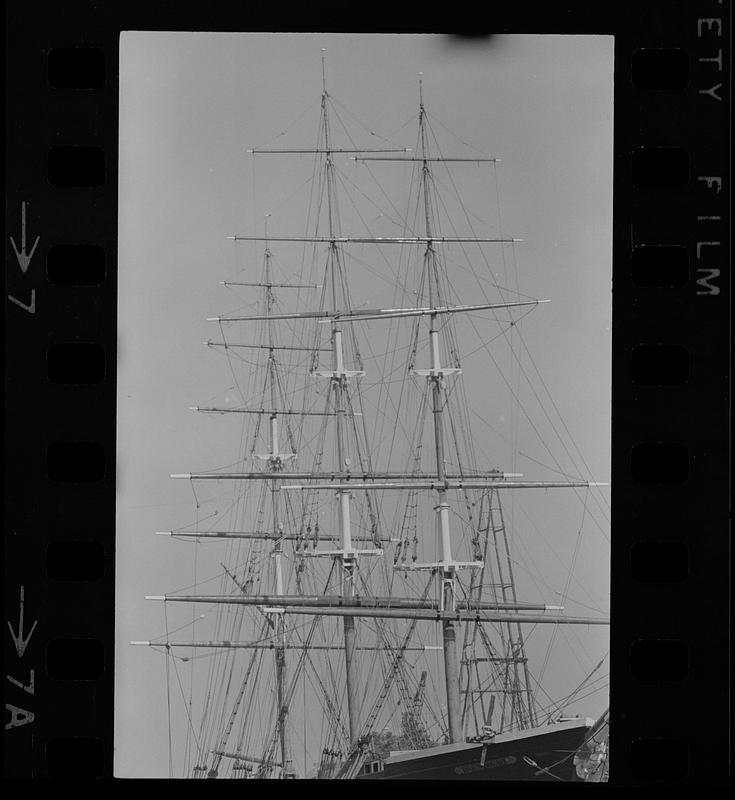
{"left": 9, "top": 201, "right": 40, "bottom": 273}
{"left": 8, "top": 289, "right": 36, "bottom": 314}
{"left": 7, "top": 587, "right": 38, "bottom": 658}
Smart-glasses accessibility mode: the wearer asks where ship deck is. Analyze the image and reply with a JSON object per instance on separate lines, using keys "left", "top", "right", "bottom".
{"left": 360, "top": 718, "right": 595, "bottom": 781}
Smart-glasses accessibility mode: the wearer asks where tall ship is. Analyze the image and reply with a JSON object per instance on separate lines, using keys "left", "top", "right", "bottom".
{"left": 134, "top": 53, "right": 610, "bottom": 782}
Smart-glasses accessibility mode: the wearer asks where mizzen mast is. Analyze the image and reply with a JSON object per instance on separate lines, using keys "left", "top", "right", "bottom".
{"left": 262, "top": 216, "right": 293, "bottom": 776}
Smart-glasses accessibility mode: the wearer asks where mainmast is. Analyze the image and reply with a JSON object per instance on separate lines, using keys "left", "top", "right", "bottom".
{"left": 417, "top": 76, "right": 464, "bottom": 743}
{"left": 321, "top": 52, "right": 361, "bottom": 746}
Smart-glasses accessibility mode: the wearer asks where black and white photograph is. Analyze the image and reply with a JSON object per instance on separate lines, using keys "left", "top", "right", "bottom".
{"left": 115, "top": 32, "right": 612, "bottom": 780}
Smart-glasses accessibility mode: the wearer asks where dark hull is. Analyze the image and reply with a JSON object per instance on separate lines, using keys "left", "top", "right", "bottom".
{"left": 360, "top": 722, "right": 591, "bottom": 781}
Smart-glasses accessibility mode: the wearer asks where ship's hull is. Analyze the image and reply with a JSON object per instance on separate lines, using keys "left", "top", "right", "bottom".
{"left": 359, "top": 718, "right": 593, "bottom": 781}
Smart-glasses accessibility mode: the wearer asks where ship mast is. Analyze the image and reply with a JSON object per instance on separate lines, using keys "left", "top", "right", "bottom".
{"left": 417, "top": 75, "right": 463, "bottom": 743}
{"left": 322, "top": 51, "right": 360, "bottom": 745}
{"left": 262, "top": 216, "right": 292, "bottom": 776}
{"left": 142, "top": 61, "right": 611, "bottom": 775}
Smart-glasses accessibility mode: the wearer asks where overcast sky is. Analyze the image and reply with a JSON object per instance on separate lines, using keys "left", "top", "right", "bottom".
{"left": 115, "top": 32, "right": 613, "bottom": 777}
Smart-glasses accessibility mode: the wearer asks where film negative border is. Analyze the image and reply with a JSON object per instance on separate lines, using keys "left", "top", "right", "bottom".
{"left": 5, "top": 1, "right": 730, "bottom": 784}
{"left": 6, "top": 12, "right": 118, "bottom": 780}
{"left": 613, "top": 3, "right": 729, "bottom": 784}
